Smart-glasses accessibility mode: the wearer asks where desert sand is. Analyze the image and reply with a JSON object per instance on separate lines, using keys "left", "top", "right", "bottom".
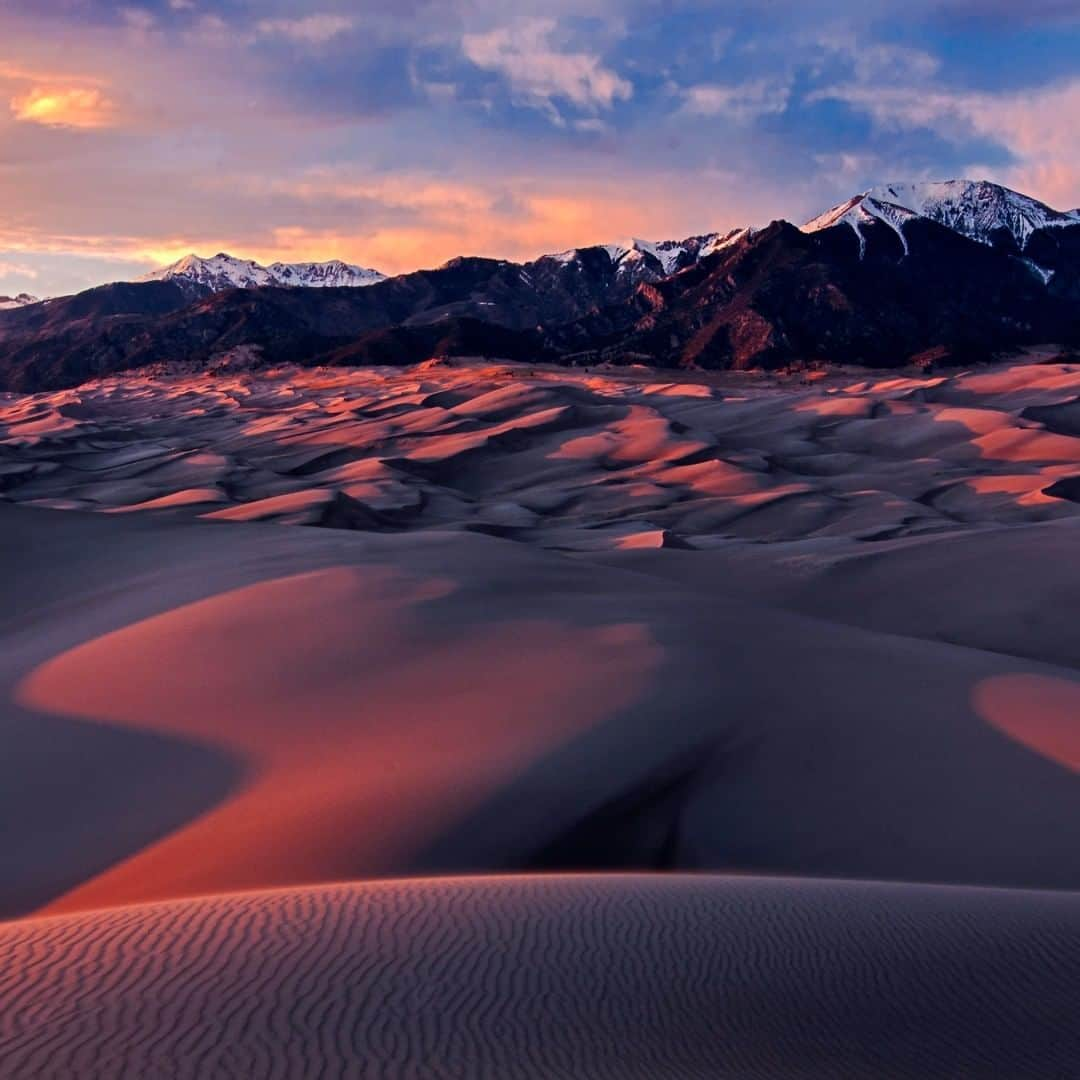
{"left": 4, "top": 875, "right": 1080, "bottom": 1079}
{"left": 2, "top": 355, "right": 1080, "bottom": 1075}
{"left": 3, "top": 356, "right": 1080, "bottom": 545}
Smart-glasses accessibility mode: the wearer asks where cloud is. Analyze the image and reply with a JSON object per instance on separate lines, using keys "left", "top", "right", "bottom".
{"left": 255, "top": 15, "right": 356, "bottom": 45}
{"left": 0, "top": 248, "right": 154, "bottom": 298}
{"left": 0, "top": 62, "right": 106, "bottom": 84}
{"left": 10, "top": 86, "right": 117, "bottom": 129}
{"left": 809, "top": 77, "right": 1080, "bottom": 208}
{"left": 813, "top": 35, "right": 941, "bottom": 83}
{"left": 681, "top": 79, "right": 791, "bottom": 123}
{"left": 0, "top": 260, "right": 38, "bottom": 279}
{"left": 462, "top": 17, "right": 632, "bottom": 123}
{"left": 246, "top": 183, "right": 659, "bottom": 273}
{"left": 0, "top": 155, "right": 768, "bottom": 284}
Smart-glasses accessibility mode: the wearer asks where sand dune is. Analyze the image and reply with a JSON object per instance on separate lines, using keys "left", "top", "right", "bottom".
{"left": 3, "top": 492, "right": 1080, "bottom": 917}
{"left": 2, "top": 356, "right": 1080, "bottom": 919}
{"left": 16, "top": 563, "right": 656, "bottom": 913}
{"left": 3, "top": 357, "right": 1080, "bottom": 548}
{"left": 607, "top": 515, "right": 1080, "bottom": 670}
{"left": 976, "top": 674, "right": 1080, "bottom": 773}
{"left": 2, "top": 875, "right": 1080, "bottom": 1078}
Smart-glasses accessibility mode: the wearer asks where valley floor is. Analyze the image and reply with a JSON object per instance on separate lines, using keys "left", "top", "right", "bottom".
{"left": 1, "top": 353, "right": 1079, "bottom": 1076}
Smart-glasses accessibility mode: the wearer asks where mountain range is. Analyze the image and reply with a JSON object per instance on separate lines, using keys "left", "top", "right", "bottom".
{"left": 1, "top": 179, "right": 1078, "bottom": 391}
{"left": 138, "top": 253, "right": 386, "bottom": 292}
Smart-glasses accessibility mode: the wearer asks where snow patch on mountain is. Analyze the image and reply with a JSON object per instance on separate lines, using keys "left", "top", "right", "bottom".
{"left": 139, "top": 253, "right": 385, "bottom": 292}
{"left": 1021, "top": 259, "right": 1055, "bottom": 285}
{"left": 699, "top": 227, "right": 756, "bottom": 257}
{"left": 804, "top": 195, "right": 918, "bottom": 256}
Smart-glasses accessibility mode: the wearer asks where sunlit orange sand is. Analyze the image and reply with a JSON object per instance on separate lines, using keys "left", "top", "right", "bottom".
{"left": 18, "top": 567, "right": 657, "bottom": 913}
{"left": 3, "top": 357, "right": 1080, "bottom": 544}
{"left": 975, "top": 674, "right": 1080, "bottom": 773}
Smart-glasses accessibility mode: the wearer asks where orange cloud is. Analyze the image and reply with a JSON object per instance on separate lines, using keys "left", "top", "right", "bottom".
{"left": 138, "top": 168, "right": 713, "bottom": 275}
{"left": 0, "top": 163, "right": 753, "bottom": 284}
{"left": 281, "top": 185, "right": 710, "bottom": 270}
{"left": 217, "top": 186, "right": 691, "bottom": 274}
{"left": 10, "top": 86, "right": 116, "bottom": 129}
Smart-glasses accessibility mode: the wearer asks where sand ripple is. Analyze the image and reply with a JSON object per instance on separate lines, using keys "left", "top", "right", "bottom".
{"left": 2, "top": 875, "right": 1079, "bottom": 1079}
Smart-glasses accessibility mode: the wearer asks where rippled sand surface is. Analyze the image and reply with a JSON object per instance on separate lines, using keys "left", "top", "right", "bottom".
{"left": 5, "top": 876, "right": 1080, "bottom": 1080}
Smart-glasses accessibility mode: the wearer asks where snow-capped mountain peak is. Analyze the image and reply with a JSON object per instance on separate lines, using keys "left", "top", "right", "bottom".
{"left": 803, "top": 193, "right": 919, "bottom": 256}
{"left": 139, "top": 253, "right": 274, "bottom": 291}
{"left": 0, "top": 292, "right": 41, "bottom": 310}
{"left": 265, "top": 259, "right": 385, "bottom": 288}
{"left": 138, "top": 253, "right": 385, "bottom": 292}
{"left": 546, "top": 230, "right": 754, "bottom": 279}
{"left": 804, "top": 179, "right": 1080, "bottom": 254}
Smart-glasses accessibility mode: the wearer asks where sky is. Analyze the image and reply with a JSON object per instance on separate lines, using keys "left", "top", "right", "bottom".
{"left": 2, "top": 1, "right": 1080, "bottom": 298}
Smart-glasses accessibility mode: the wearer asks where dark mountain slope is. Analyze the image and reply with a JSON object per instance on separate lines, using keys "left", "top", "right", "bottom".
{"left": 547, "top": 219, "right": 1079, "bottom": 369}
{"left": 0, "top": 281, "right": 211, "bottom": 391}
{"left": 0, "top": 250, "right": 647, "bottom": 391}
